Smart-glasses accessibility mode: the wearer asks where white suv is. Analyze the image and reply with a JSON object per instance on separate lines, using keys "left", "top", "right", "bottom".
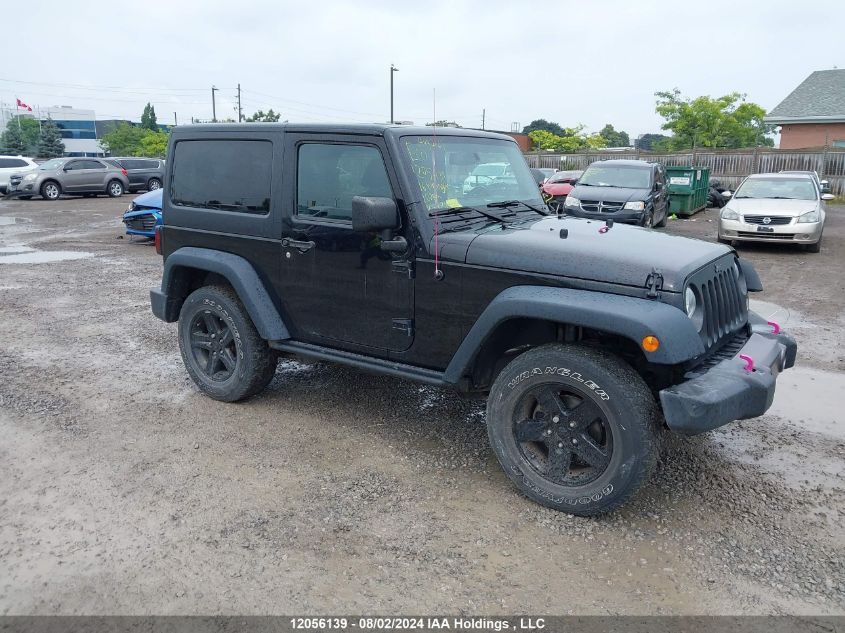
{"left": 0, "top": 156, "right": 39, "bottom": 194}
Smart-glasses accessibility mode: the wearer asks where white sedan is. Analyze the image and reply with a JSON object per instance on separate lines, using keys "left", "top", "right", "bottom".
{"left": 718, "top": 173, "right": 833, "bottom": 253}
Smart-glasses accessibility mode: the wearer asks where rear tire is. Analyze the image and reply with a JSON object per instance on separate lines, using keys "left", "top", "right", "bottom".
{"left": 40, "top": 181, "right": 61, "bottom": 200}
{"left": 107, "top": 180, "right": 124, "bottom": 197}
{"left": 486, "top": 344, "right": 660, "bottom": 516}
{"left": 178, "top": 284, "right": 278, "bottom": 402}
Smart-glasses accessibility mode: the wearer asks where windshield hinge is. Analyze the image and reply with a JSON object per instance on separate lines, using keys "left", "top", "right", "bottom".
{"left": 645, "top": 269, "right": 664, "bottom": 299}
{"left": 392, "top": 318, "right": 414, "bottom": 337}
{"left": 392, "top": 259, "right": 415, "bottom": 279}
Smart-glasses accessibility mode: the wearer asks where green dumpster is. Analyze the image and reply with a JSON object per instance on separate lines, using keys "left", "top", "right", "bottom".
{"left": 666, "top": 166, "right": 710, "bottom": 216}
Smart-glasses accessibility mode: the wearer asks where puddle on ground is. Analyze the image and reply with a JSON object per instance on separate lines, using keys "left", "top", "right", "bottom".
{"left": 0, "top": 245, "right": 36, "bottom": 254}
{"left": 768, "top": 365, "right": 844, "bottom": 440}
{"left": 0, "top": 249, "right": 93, "bottom": 264}
{"left": 0, "top": 216, "right": 31, "bottom": 226}
{"left": 750, "top": 299, "right": 816, "bottom": 330}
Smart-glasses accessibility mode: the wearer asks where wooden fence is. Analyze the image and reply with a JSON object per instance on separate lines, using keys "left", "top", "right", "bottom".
{"left": 524, "top": 149, "right": 845, "bottom": 195}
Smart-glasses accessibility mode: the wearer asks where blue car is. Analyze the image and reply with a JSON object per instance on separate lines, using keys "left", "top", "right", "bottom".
{"left": 122, "top": 188, "right": 162, "bottom": 238}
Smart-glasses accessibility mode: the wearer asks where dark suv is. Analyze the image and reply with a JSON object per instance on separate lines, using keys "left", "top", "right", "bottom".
{"left": 150, "top": 124, "right": 796, "bottom": 516}
{"left": 104, "top": 157, "right": 164, "bottom": 192}
{"left": 564, "top": 159, "right": 669, "bottom": 227}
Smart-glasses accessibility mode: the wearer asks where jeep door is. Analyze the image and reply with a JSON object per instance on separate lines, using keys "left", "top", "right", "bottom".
{"left": 281, "top": 133, "right": 413, "bottom": 355}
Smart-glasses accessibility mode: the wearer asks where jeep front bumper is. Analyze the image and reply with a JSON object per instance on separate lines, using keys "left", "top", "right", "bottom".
{"left": 659, "top": 314, "right": 797, "bottom": 435}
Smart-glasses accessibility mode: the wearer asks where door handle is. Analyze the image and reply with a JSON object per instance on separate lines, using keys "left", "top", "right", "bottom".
{"left": 282, "top": 238, "right": 316, "bottom": 252}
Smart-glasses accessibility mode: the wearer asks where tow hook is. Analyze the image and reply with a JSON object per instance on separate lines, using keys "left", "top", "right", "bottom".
{"left": 598, "top": 219, "right": 614, "bottom": 234}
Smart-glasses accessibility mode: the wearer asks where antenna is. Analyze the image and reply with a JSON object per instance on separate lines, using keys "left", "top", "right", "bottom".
{"left": 432, "top": 88, "right": 442, "bottom": 280}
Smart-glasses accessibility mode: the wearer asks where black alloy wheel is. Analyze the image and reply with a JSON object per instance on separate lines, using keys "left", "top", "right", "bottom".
{"left": 512, "top": 383, "right": 612, "bottom": 487}
{"left": 189, "top": 310, "right": 239, "bottom": 382}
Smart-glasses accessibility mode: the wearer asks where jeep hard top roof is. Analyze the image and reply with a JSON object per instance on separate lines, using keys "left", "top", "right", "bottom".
{"left": 171, "top": 122, "right": 514, "bottom": 142}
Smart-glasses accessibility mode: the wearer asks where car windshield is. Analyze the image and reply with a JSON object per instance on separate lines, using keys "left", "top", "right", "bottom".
{"left": 401, "top": 136, "right": 542, "bottom": 213}
{"left": 549, "top": 170, "right": 582, "bottom": 183}
{"left": 578, "top": 165, "right": 651, "bottom": 189}
{"left": 734, "top": 178, "right": 817, "bottom": 200}
{"left": 39, "top": 159, "right": 64, "bottom": 170}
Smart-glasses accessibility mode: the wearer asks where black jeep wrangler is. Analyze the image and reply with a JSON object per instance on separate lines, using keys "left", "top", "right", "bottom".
{"left": 151, "top": 124, "right": 796, "bottom": 516}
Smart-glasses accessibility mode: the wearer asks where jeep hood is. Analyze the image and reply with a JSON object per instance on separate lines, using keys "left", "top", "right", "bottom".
{"left": 438, "top": 216, "right": 732, "bottom": 292}
{"left": 569, "top": 184, "right": 650, "bottom": 203}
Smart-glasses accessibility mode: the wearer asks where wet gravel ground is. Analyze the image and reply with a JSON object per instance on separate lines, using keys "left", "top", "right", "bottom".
{"left": 0, "top": 197, "right": 843, "bottom": 615}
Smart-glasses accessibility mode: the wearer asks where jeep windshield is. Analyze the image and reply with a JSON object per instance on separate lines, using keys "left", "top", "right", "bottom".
{"left": 401, "top": 135, "right": 543, "bottom": 227}
{"left": 578, "top": 165, "right": 651, "bottom": 189}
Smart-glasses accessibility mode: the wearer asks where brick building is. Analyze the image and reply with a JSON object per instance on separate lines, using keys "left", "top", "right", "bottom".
{"left": 765, "top": 69, "right": 845, "bottom": 149}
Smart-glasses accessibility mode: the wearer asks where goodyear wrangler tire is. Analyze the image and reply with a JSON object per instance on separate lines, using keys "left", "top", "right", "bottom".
{"left": 178, "top": 285, "right": 277, "bottom": 402}
{"left": 486, "top": 344, "right": 660, "bottom": 516}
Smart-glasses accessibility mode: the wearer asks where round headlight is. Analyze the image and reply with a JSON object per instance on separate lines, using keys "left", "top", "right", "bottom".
{"left": 685, "top": 286, "right": 697, "bottom": 318}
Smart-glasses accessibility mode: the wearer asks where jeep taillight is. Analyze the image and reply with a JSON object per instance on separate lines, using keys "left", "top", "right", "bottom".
{"left": 154, "top": 225, "right": 162, "bottom": 255}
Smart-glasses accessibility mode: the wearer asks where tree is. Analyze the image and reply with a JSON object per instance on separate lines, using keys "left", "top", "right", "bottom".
{"left": 137, "top": 130, "right": 168, "bottom": 158}
{"left": 426, "top": 120, "right": 461, "bottom": 128}
{"left": 599, "top": 124, "right": 630, "bottom": 147}
{"left": 654, "top": 89, "right": 774, "bottom": 150}
{"left": 635, "top": 133, "right": 669, "bottom": 151}
{"left": 37, "top": 118, "right": 65, "bottom": 158}
{"left": 245, "top": 109, "right": 281, "bottom": 122}
{"left": 522, "top": 119, "right": 566, "bottom": 137}
{"left": 528, "top": 125, "right": 607, "bottom": 152}
{"left": 1, "top": 121, "right": 27, "bottom": 154}
{"left": 140, "top": 103, "right": 158, "bottom": 131}
{"left": 101, "top": 123, "right": 168, "bottom": 157}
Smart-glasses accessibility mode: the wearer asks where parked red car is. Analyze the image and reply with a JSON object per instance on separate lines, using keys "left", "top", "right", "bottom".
{"left": 542, "top": 170, "right": 583, "bottom": 210}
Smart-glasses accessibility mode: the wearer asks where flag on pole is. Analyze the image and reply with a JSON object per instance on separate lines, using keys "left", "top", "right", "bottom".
{"left": 16, "top": 98, "right": 33, "bottom": 112}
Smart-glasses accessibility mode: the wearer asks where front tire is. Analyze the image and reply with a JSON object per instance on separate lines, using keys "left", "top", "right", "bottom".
{"left": 640, "top": 210, "right": 654, "bottom": 228}
{"left": 486, "top": 344, "right": 660, "bottom": 516}
{"left": 107, "top": 180, "right": 124, "bottom": 197}
{"left": 805, "top": 234, "right": 822, "bottom": 253}
{"left": 178, "top": 285, "right": 277, "bottom": 402}
{"left": 40, "top": 181, "right": 61, "bottom": 200}
{"left": 147, "top": 178, "right": 162, "bottom": 191}
{"left": 654, "top": 208, "right": 668, "bottom": 228}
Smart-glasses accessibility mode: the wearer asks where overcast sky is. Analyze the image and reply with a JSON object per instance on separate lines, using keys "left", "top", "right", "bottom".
{"left": 2, "top": 0, "right": 843, "bottom": 138}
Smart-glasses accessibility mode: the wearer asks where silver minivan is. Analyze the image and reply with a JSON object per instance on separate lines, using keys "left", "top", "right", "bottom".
{"left": 8, "top": 157, "right": 130, "bottom": 200}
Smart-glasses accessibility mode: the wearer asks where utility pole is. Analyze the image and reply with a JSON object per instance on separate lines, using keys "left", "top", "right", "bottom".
{"left": 211, "top": 85, "right": 219, "bottom": 122}
{"left": 173, "top": 112, "right": 177, "bottom": 126}
{"left": 482, "top": 109, "right": 486, "bottom": 130}
{"left": 237, "top": 83, "right": 243, "bottom": 122}
{"left": 390, "top": 64, "right": 398, "bottom": 124}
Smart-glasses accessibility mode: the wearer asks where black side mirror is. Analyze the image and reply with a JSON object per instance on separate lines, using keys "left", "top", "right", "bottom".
{"left": 352, "top": 196, "right": 399, "bottom": 232}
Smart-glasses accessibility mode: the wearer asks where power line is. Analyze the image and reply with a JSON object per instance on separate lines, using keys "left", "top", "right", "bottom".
{"left": 0, "top": 77, "right": 209, "bottom": 94}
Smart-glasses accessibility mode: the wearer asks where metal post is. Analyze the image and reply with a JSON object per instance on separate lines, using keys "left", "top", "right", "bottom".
{"left": 211, "top": 86, "right": 219, "bottom": 122}
{"left": 237, "top": 83, "right": 243, "bottom": 122}
{"left": 482, "top": 109, "right": 485, "bottom": 130}
{"left": 390, "top": 64, "right": 398, "bottom": 124}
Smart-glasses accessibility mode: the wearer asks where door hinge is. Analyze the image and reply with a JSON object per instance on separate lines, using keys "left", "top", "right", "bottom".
{"left": 645, "top": 269, "right": 664, "bottom": 298}
{"left": 392, "top": 318, "right": 414, "bottom": 337}
{"left": 391, "top": 259, "right": 415, "bottom": 279}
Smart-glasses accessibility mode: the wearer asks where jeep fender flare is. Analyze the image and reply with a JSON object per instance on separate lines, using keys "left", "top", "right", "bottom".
{"left": 152, "top": 247, "right": 290, "bottom": 341}
{"left": 443, "top": 285, "right": 704, "bottom": 385}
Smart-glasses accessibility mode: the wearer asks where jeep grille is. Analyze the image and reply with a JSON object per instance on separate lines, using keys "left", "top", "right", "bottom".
{"left": 689, "top": 257, "right": 748, "bottom": 349}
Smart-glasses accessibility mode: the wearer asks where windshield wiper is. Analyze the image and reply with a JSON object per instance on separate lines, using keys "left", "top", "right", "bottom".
{"left": 487, "top": 200, "right": 549, "bottom": 216}
{"left": 429, "top": 205, "right": 511, "bottom": 225}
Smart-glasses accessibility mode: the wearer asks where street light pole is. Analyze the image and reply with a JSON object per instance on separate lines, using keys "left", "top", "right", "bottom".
{"left": 390, "top": 64, "right": 398, "bottom": 124}
{"left": 211, "top": 85, "right": 219, "bottom": 122}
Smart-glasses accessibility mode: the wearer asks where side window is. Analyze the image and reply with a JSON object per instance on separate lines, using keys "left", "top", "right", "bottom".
{"left": 83, "top": 160, "right": 106, "bottom": 170}
{"left": 171, "top": 139, "right": 272, "bottom": 214}
{"left": 139, "top": 160, "right": 158, "bottom": 169}
{"left": 64, "top": 161, "right": 84, "bottom": 171}
{"left": 0, "top": 158, "right": 28, "bottom": 168}
{"left": 296, "top": 143, "right": 391, "bottom": 222}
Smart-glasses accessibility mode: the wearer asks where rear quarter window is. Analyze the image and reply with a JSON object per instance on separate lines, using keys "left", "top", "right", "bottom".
{"left": 170, "top": 140, "right": 272, "bottom": 214}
